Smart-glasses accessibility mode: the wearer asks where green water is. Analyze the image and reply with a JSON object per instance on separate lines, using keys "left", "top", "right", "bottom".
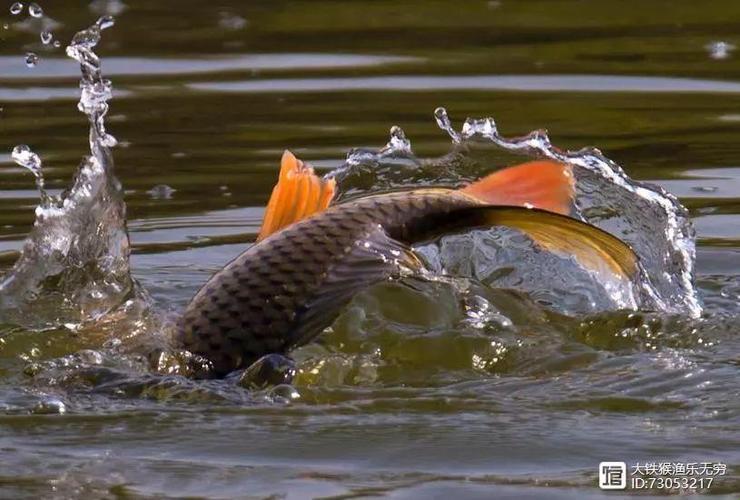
{"left": 0, "top": 1, "right": 738, "bottom": 498}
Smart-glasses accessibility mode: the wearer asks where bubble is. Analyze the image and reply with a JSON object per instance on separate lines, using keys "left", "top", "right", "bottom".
{"left": 53, "top": 40, "right": 61, "bottom": 48}
{"left": 24, "top": 52, "right": 38, "bottom": 67}
{"left": 9, "top": 2, "right": 23, "bottom": 15}
{"left": 28, "top": 2, "right": 42, "bottom": 17}
{"left": 40, "top": 30, "right": 52, "bottom": 44}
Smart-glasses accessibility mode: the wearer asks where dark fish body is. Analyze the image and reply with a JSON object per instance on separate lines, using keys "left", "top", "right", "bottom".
{"left": 176, "top": 189, "right": 479, "bottom": 377}
{"left": 176, "top": 156, "right": 637, "bottom": 378}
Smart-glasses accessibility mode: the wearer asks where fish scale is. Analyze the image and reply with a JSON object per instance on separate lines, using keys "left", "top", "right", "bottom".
{"left": 176, "top": 189, "right": 476, "bottom": 377}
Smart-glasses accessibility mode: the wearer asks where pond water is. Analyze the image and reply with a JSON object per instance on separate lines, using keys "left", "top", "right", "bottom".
{"left": 0, "top": 1, "right": 738, "bottom": 498}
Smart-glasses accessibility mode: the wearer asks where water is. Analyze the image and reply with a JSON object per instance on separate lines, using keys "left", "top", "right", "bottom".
{"left": 0, "top": 1, "right": 738, "bottom": 498}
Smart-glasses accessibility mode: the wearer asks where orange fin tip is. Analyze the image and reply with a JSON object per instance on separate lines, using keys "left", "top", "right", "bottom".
{"left": 461, "top": 160, "right": 574, "bottom": 215}
{"left": 257, "top": 150, "right": 336, "bottom": 241}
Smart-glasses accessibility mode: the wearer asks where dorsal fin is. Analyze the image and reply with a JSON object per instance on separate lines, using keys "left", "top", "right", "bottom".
{"left": 257, "top": 150, "right": 336, "bottom": 241}
{"left": 461, "top": 160, "right": 574, "bottom": 215}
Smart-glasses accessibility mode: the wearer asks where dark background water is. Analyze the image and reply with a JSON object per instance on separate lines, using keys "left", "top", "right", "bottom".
{"left": 0, "top": 1, "right": 738, "bottom": 498}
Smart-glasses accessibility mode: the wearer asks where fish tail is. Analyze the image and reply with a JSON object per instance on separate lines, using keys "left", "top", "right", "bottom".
{"left": 460, "top": 160, "right": 574, "bottom": 215}
{"left": 412, "top": 204, "right": 638, "bottom": 282}
{"left": 257, "top": 150, "right": 336, "bottom": 241}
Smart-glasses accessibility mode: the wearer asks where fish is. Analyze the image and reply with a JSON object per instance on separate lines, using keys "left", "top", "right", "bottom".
{"left": 176, "top": 150, "right": 638, "bottom": 377}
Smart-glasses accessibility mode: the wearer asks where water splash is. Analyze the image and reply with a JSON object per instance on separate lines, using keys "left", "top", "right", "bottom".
{"left": 330, "top": 108, "right": 701, "bottom": 317}
{"left": 0, "top": 16, "right": 138, "bottom": 330}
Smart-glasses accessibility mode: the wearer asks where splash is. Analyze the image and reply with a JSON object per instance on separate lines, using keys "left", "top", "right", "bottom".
{"left": 0, "top": 16, "right": 138, "bottom": 330}
{"left": 331, "top": 108, "right": 701, "bottom": 317}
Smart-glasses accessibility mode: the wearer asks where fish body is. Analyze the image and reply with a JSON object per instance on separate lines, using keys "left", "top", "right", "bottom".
{"left": 177, "top": 189, "right": 478, "bottom": 376}
{"left": 177, "top": 152, "right": 637, "bottom": 377}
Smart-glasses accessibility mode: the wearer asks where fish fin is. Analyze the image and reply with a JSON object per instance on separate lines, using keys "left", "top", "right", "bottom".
{"left": 257, "top": 150, "right": 336, "bottom": 241}
{"left": 460, "top": 160, "right": 574, "bottom": 215}
{"left": 290, "top": 227, "right": 424, "bottom": 348}
{"left": 432, "top": 206, "right": 638, "bottom": 281}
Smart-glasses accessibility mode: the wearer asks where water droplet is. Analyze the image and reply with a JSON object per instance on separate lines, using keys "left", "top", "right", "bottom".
{"left": 706, "top": 41, "right": 735, "bottom": 60}
{"left": 28, "top": 2, "right": 42, "bottom": 17}
{"left": 461, "top": 117, "right": 498, "bottom": 140}
{"left": 11, "top": 144, "right": 50, "bottom": 203}
{"left": 434, "top": 107, "right": 462, "bottom": 143}
{"left": 40, "top": 30, "right": 52, "bottom": 44}
{"left": 53, "top": 40, "right": 61, "bottom": 48}
{"left": 2, "top": 23, "right": 8, "bottom": 30}
{"left": 9, "top": 2, "right": 23, "bottom": 15}
{"left": 24, "top": 52, "right": 38, "bottom": 67}
{"left": 97, "top": 15, "right": 115, "bottom": 30}
{"left": 11, "top": 144, "right": 40, "bottom": 171}
{"left": 384, "top": 125, "right": 412, "bottom": 154}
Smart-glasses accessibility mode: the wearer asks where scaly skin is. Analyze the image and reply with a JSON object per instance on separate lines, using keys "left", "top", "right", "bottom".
{"left": 176, "top": 189, "right": 481, "bottom": 377}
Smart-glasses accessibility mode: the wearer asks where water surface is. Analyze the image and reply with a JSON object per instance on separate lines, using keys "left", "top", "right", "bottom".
{"left": 0, "top": 1, "right": 738, "bottom": 498}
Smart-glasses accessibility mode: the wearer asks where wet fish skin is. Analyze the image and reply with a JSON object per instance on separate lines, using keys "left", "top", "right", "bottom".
{"left": 176, "top": 156, "right": 638, "bottom": 378}
{"left": 176, "top": 189, "right": 479, "bottom": 377}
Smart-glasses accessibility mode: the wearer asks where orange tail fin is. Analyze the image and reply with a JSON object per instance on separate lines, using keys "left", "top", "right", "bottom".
{"left": 257, "top": 150, "right": 336, "bottom": 241}
{"left": 460, "top": 160, "right": 574, "bottom": 215}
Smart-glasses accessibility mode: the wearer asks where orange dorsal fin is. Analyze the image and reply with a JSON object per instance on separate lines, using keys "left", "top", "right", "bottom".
{"left": 257, "top": 150, "right": 336, "bottom": 241}
{"left": 460, "top": 160, "right": 574, "bottom": 215}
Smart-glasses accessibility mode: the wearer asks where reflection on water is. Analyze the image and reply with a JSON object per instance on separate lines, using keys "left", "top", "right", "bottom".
{"left": 190, "top": 74, "right": 740, "bottom": 94}
{"left": 0, "top": 53, "right": 418, "bottom": 79}
{"left": 0, "top": 1, "right": 739, "bottom": 498}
